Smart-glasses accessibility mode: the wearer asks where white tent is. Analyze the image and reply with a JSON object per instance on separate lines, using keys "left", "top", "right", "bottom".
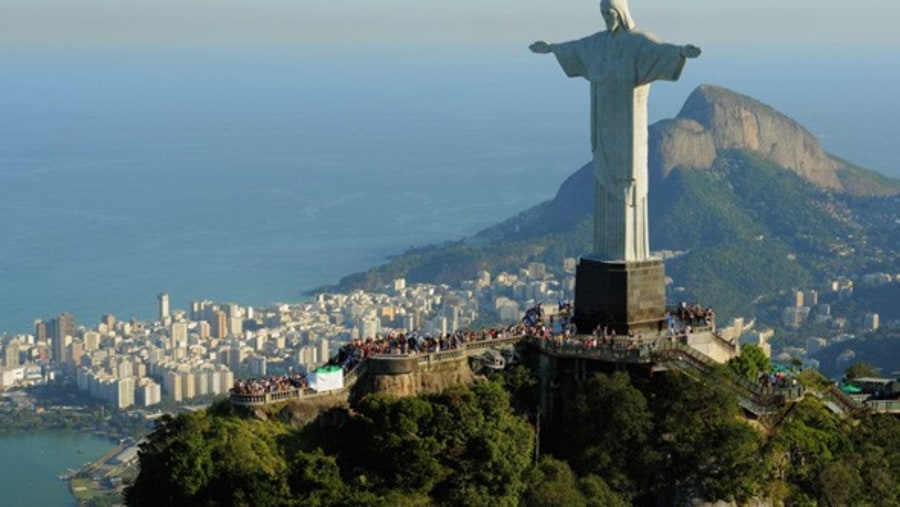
{"left": 309, "top": 366, "right": 344, "bottom": 392}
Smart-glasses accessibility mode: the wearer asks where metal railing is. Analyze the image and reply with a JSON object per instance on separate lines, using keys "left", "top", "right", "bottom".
{"left": 229, "top": 332, "right": 813, "bottom": 417}
{"left": 524, "top": 335, "right": 804, "bottom": 416}
{"left": 864, "top": 399, "right": 900, "bottom": 413}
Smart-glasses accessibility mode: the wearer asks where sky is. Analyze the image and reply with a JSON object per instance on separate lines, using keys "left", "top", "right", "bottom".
{"left": 3, "top": 0, "right": 900, "bottom": 52}
{"left": 3, "top": 0, "right": 899, "bottom": 175}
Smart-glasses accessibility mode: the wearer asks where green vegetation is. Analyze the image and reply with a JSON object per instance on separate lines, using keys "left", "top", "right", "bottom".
{"left": 124, "top": 367, "right": 900, "bottom": 506}
{"left": 844, "top": 361, "right": 882, "bottom": 381}
{"left": 0, "top": 384, "right": 153, "bottom": 437}
{"left": 652, "top": 150, "right": 856, "bottom": 319}
{"left": 126, "top": 381, "right": 534, "bottom": 507}
{"left": 727, "top": 344, "right": 772, "bottom": 381}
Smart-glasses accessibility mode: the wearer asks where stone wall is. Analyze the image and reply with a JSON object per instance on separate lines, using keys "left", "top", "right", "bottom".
{"left": 361, "top": 356, "right": 477, "bottom": 399}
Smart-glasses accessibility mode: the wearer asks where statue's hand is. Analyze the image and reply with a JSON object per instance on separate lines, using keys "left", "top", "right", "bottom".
{"left": 681, "top": 44, "right": 702, "bottom": 58}
{"left": 529, "top": 41, "right": 553, "bottom": 54}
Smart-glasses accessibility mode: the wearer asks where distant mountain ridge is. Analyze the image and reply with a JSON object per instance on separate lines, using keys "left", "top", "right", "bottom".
{"left": 329, "top": 84, "right": 900, "bottom": 319}
{"left": 652, "top": 84, "right": 899, "bottom": 196}
{"left": 654, "top": 85, "right": 841, "bottom": 187}
{"left": 475, "top": 84, "right": 900, "bottom": 245}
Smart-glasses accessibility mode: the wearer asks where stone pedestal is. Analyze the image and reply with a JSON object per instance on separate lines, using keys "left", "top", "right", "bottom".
{"left": 573, "top": 257, "right": 666, "bottom": 335}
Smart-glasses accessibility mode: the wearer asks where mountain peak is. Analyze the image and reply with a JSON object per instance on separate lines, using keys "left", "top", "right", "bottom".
{"left": 652, "top": 84, "right": 847, "bottom": 190}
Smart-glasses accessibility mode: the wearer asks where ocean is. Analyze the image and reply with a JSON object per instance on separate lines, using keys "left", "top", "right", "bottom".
{"left": 1, "top": 47, "right": 898, "bottom": 334}
{"left": 0, "top": 430, "right": 116, "bottom": 507}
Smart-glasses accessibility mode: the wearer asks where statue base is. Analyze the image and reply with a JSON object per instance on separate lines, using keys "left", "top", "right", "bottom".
{"left": 573, "top": 257, "right": 666, "bottom": 336}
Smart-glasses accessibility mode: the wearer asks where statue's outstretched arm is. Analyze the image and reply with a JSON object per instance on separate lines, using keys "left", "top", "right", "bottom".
{"left": 529, "top": 41, "right": 553, "bottom": 54}
{"left": 681, "top": 44, "right": 701, "bottom": 58}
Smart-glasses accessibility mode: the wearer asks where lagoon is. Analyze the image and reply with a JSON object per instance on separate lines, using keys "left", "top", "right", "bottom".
{"left": 0, "top": 430, "right": 116, "bottom": 507}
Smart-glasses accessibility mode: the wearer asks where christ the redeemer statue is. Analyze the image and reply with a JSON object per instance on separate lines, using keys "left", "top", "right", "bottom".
{"left": 530, "top": 0, "right": 700, "bottom": 262}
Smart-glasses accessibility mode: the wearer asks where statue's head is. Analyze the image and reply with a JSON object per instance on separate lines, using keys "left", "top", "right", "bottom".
{"left": 600, "top": 0, "right": 635, "bottom": 32}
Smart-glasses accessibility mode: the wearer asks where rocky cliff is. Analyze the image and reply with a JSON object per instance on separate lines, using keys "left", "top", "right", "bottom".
{"left": 649, "top": 84, "right": 891, "bottom": 195}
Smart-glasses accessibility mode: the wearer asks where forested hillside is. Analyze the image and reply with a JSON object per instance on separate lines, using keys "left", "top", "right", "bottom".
{"left": 125, "top": 367, "right": 900, "bottom": 506}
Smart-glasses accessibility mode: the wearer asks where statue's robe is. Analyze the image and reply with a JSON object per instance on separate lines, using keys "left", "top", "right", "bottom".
{"left": 553, "top": 30, "right": 685, "bottom": 261}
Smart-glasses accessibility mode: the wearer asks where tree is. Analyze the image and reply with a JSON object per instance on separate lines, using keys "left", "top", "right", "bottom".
{"left": 428, "top": 382, "right": 534, "bottom": 507}
{"left": 650, "top": 371, "right": 764, "bottom": 503}
{"left": 765, "top": 398, "right": 853, "bottom": 502}
{"left": 341, "top": 381, "right": 534, "bottom": 506}
{"left": 844, "top": 361, "right": 881, "bottom": 381}
{"left": 521, "top": 457, "right": 586, "bottom": 507}
{"left": 125, "top": 413, "right": 216, "bottom": 506}
{"left": 288, "top": 449, "right": 346, "bottom": 506}
{"left": 203, "top": 418, "right": 290, "bottom": 507}
{"left": 562, "top": 371, "right": 654, "bottom": 499}
{"left": 578, "top": 474, "right": 630, "bottom": 507}
{"left": 727, "top": 343, "right": 771, "bottom": 381}
{"left": 351, "top": 394, "right": 443, "bottom": 493}
{"left": 125, "top": 411, "right": 293, "bottom": 507}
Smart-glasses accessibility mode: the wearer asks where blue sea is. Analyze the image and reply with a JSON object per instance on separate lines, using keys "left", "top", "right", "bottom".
{"left": 1, "top": 47, "right": 898, "bottom": 334}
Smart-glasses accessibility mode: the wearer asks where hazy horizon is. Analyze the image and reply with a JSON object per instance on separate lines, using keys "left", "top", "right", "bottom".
{"left": 4, "top": 0, "right": 900, "bottom": 50}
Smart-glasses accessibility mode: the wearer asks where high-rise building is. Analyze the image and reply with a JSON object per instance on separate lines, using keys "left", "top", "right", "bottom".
{"left": 135, "top": 379, "right": 162, "bottom": 407}
{"left": 181, "top": 371, "right": 196, "bottom": 400}
{"left": 52, "top": 313, "right": 75, "bottom": 365}
{"left": 113, "top": 377, "right": 135, "bottom": 409}
{"left": 212, "top": 311, "right": 228, "bottom": 339}
{"left": 34, "top": 319, "right": 47, "bottom": 343}
{"left": 296, "top": 346, "right": 318, "bottom": 368}
{"left": 194, "top": 370, "right": 210, "bottom": 397}
{"left": 864, "top": 313, "right": 880, "bottom": 332}
{"left": 216, "top": 368, "right": 234, "bottom": 396}
{"left": 171, "top": 322, "right": 188, "bottom": 345}
{"left": 803, "top": 290, "right": 819, "bottom": 307}
{"left": 249, "top": 355, "right": 267, "bottom": 377}
{"left": 228, "top": 346, "right": 245, "bottom": 372}
{"left": 229, "top": 316, "right": 243, "bottom": 337}
{"left": 158, "top": 293, "right": 170, "bottom": 322}
{"left": 197, "top": 321, "right": 211, "bottom": 340}
{"left": 189, "top": 300, "right": 209, "bottom": 322}
{"left": 68, "top": 341, "right": 84, "bottom": 370}
{"left": 83, "top": 331, "right": 101, "bottom": 351}
{"left": 4, "top": 340, "right": 20, "bottom": 368}
{"left": 358, "top": 316, "right": 380, "bottom": 340}
{"left": 163, "top": 371, "right": 183, "bottom": 403}
{"left": 101, "top": 314, "right": 116, "bottom": 330}
{"left": 401, "top": 314, "right": 416, "bottom": 333}
{"left": 318, "top": 339, "right": 330, "bottom": 364}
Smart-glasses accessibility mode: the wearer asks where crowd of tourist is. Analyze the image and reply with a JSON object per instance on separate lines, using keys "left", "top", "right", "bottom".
{"left": 330, "top": 325, "right": 527, "bottom": 373}
{"left": 674, "top": 302, "right": 715, "bottom": 330}
{"left": 231, "top": 299, "right": 723, "bottom": 398}
{"left": 231, "top": 373, "right": 308, "bottom": 396}
{"left": 757, "top": 370, "right": 797, "bottom": 389}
